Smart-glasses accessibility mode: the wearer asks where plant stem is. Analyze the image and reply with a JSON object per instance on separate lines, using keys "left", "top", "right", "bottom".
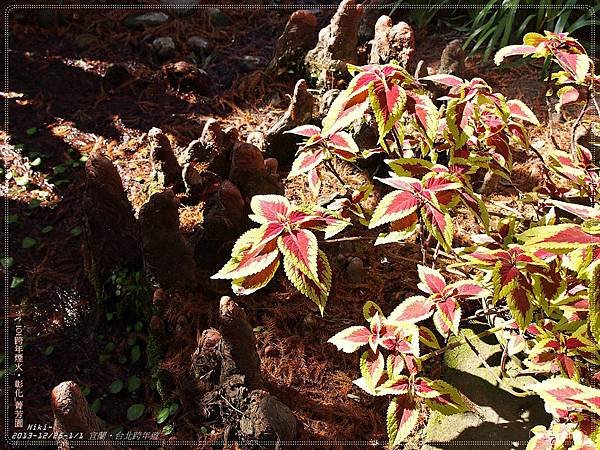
{"left": 571, "top": 91, "right": 590, "bottom": 158}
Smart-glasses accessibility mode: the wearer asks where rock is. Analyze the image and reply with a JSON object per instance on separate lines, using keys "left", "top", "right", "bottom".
{"left": 75, "top": 33, "right": 97, "bottom": 50}
{"left": 269, "top": 10, "right": 318, "bottom": 72}
{"left": 206, "top": 8, "right": 230, "bottom": 28}
{"left": 229, "top": 141, "right": 283, "bottom": 199}
{"left": 124, "top": 12, "right": 169, "bottom": 29}
{"left": 369, "top": 16, "right": 414, "bottom": 68}
{"left": 438, "top": 39, "right": 466, "bottom": 77}
{"left": 246, "top": 131, "right": 266, "bottom": 151}
{"left": 82, "top": 153, "right": 141, "bottom": 293}
{"left": 51, "top": 381, "right": 114, "bottom": 450}
{"left": 305, "top": 0, "right": 363, "bottom": 87}
{"left": 160, "top": 0, "right": 198, "bottom": 16}
{"left": 152, "top": 37, "right": 176, "bottom": 60}
{"left": 424, "top": 327, "right": 551, "bottom": 449}
{"left": 240, "top": 55, "right": 262, "bottom": 72}
{"left": 162, "top": 61, "right": 210, "bottom": 94}
{"left": 149, "top": 315, "right": 164, "bottom": 334}
{"left": 479, "top": 171, "right": 499, "bottom": 196}
{"left": 240, "top": 390, "right": 297, "bottom": 441}
{"left": 139, "top": 190, "right": 197, "bottom": 291}
{"left": 573, "top": 103, "right": 599, "bottom": 165}
{"left": 354, "top": 118, "right": 378, "bottom": 150}
{"left": 187, "top": 36, "right": 211, "bottom": 53}
{"left": 218, "top": 296, "right": 262, "bottom": 388}
{"left": 147, "top": 127, "right": 183, "bottom": 190}
{"left": 265, "top": 79, "right": 316, "bottom": 165}
{"left": 103, "top": 64, "right": 131, "bottom": 87}
{"left": 346, "top": 257, "right": 366, "bottom": 283}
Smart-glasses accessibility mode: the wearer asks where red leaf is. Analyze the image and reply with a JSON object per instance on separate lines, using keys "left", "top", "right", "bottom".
{"left": 417, "top": 265, "right": 446, "bottom": 295}
{"left": 250, "top": 195, "right": 290, "bottom": 224}
{"left": 328, "top": 326, "right": 371, "bottom": 353}
{"left": 389, "top": 295, "right": 435, "bottom": 323}
{"left": 278, "top": 229, "right": 319, "bottom": 280}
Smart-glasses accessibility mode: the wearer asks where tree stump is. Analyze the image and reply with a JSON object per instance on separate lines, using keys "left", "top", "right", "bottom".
{"left": 51, "top": 381, "right": 113, "bottom": 450}
{"left": 269, "top": 10, "right": 318, "bottom": 73}
{"left": 304, "top": 0, "right": 363, "bottom": 87}
{"left": 139, "top": 189, "right": 197, "bottom": 291}
{"left": 82, "top": 153, "right": 141, "bottom": 293}
{"left": 265, "top": 79, "right": 316, "bottom": 165}
{"left": 369, "top": 16, "right": 415, "bottom": 68}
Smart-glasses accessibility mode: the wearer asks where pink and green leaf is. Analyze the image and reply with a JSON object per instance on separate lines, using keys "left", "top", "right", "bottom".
{"left": 387, "top": 395, "right": 419, "bottom": 448}
{"left": 360, "top": 349, "right": 385, "bottom": 390}
{"left": 283, "top": 249, "right": 331, "bottom": 314}
{"left": 389, "top": 295, "right": 435, "bottom": 324}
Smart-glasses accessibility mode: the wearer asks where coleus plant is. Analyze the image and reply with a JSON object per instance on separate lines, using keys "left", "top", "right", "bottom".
{"left": 217, "top": 32, "right": 600, "bottom": 449}
{"left": 423, "top": 74, "right": 539, "bottom": 177}
{"left": 212, "top": 195, "right": 349, "bottom": 313}
{"left": 322, "top": 61, "right": 439, "bottom": 156}
{"left": 328, "top": 301, "right": 469, "bottom": 446}
{"left": 285, "top": 124, "right": 360, "bottom": 196}
{"left": 494, "top": 31, "right": 598, "bottom": 111}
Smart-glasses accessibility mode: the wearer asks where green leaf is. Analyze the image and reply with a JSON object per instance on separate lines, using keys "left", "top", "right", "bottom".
{"left": 109, "top": 380, "right": 124, "bottom": 394}
{"left": 43, "top": 345, "right": 54, "bottom": 356}
{"left": 1, "top": 257, "right": 14, "bottom": 269}
{"left": 126, "top": 403, "right": 145, "bottom": 421}
{"left": 131, "top": 345, "right": 141, "bottom": 363}
{"left": 41, "top": 225, "right": 53, "bottom": 234}
{"left": 156, "top": 407, "right": 170, "bottom": 424}
{"left": 127, "top": 376, "right": 141, "bottom": 392}
{"left": 70, "top": 226, "right": 82, "bottom": 236}
{"left": 91, "top": 398, "right": 102, "bottom": 413}
{"left": 25, "top": 127, "right": 37, "bottom": 136}
{"left": 53, "top": 165, "right": 66, "bottom": 175}
{"left": 168, "top": 403, "right": 179, "bottom": 415}
{"left": 21, "top": 237, "right": 37, "bottom": 249}
{"left": 162, "top": 424, "right": 174, "bottom": 435}
{"left": 10, "top": 277, "right": 24, "bottom": 289}
{"left": 30, "top": 157, "right": 42, "bottom": 167}
{"left": 134, "top": 321, "right": 143, "bottom": 332}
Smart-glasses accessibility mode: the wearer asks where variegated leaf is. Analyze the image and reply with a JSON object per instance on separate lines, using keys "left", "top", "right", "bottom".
{"left": 369, "top": 80, "right": 407, "bottom": 142}
{"left": 289, "top": 148, "right": 325, "bottom": 177}
{"left": 507, "top": 99, "right": 540, "bottom": 125}
{"left": 360, "top": 349, "right": 385, "bottom": 390}
{"left": 278, "top": 229, "right": 319, "bottom": 281}
{"left": 494, "top": 44, "right": 536, "bottom": 65}
{"left": 231, "top": 257, "right": 280, "bottom": 295}
{"left": 415, "top": 378, "right": 469, "bottom": 414}
{"left": 328, "top": 325, "right": 371, "bottom": 353}
{"left": 249, "top": 195, "right": 291, "bottom": 224}
{"left": 389, "top": 295, "right": 434, "bottom": 324}
{"left": 387, "top": 395, "right": 419, "bottom": 448}
{"left": 417, "top": 265, "right": 446, "bottom": 295}
{"left": 369, "top": 190, "right": 419, "bottom": 229}
{"left": 283, "top": 249, "right": 331, "bottom": 314}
